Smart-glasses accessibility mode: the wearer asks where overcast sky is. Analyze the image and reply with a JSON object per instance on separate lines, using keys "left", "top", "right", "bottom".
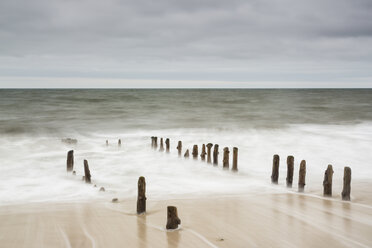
{"left": 1, "top": 0, "right": 372, "bottom": 88}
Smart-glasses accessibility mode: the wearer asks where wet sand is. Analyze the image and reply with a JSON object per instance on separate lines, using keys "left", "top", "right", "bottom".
{"left": 1, "top": 192, "right": 372, "bottom": 248}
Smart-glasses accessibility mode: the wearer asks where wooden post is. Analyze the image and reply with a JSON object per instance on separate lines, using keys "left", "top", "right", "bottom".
{"left": 213, "top": 144, "right": 219, "bottom": 165}
{"left": 298, "top": 160, "right": 306, "bottom": 192}
{"left": 159, "top": 138, "right": 164, "bottom": 152}
{"left": 200, "top": 144, "right": 206, "bottom": 161}
{"left": 177, "top": 141, "right": 182, "bottom": 156}
{"left": 165, "top": 138, "right": 170, "bottom": 153}
{"left": 106, "top": 140, "right": 108, "bottom": 146}
{"left": 83, "top": 160, "right": 91, "bottom": 184}
{"left": 118, "top": 139, "right": 121, "bottom": 147}
{"left": 67, "top": 150, "right": 74, "bottom": 172}
{"left": 286, "top": 156, "right": 294, "bottom": 188}
{"left": 151, "top": 137, "right": 154, "bottom": 148}
{"left": 192, "top": 145, "right": 198, "bottom": 159}
{"left": 154, "top": 137, "right": 158, "bottom": 149}
{"left": 232, "top": 147, "right": 238, "bottom": 171}
{"left": 206, "top": 143, "right": 213, "bottom": 164}
{"left": 137, "top": 176, "right": 146, "bottom": 214}
{"left": 271, "top": 154, "right": 279, "bottom": 184}
{"left": 223, "top": 147, "right": 229, "bottom": 169}
{"left": 342, "top": 167, "right": 351, "bottom": 201}
{"left": 323, "top": 164, "right": 334, "bottom": 197}
{"left": 166, "top": 206, "right": 181, "bottom": 230}
{"left": 184, "top": 149, "right": 189, "bottom": 158}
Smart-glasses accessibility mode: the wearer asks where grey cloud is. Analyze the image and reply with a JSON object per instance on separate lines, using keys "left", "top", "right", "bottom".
{"left": 0, "top": 0, "right": 372, "bottom": 86}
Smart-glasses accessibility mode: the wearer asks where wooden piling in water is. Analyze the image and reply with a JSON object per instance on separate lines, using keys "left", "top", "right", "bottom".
{"left": 83, "top": 160, "right": 91, "bottom": 184}
{"left": 106, "top": 140, "right": 108, "bottom": 146}
{"left": 165, "top": 138, "right": 170, "bottom": 153}
{"left": 159, "top": 138, "right": 164, "bottom": 152}
{"left": 223, "top": 147, "right": 230, "bottom": 169}
{"left": 342, "top": 167, "right": 351, "bottom": 201}
{"left": 271, "top": 154, "right": 279, "bottom": 184}
{"left": 232, "top": 147, "right": 238, "bottom": 171}
{"left": 192, "top": 145, "right": 198, "bottom": 159}
{"left": 137, "top": 176, "right": 146, "bottom": 214}
{"left": 154, "top": 137, "right": 158, "bottom": 149}
{"left": 213, "top": 144, "right": 219, "bottom": 165}
{"left": 118, "top": 139, "right": 121, "bottom": 147}
{"left": 67, "top": 150, "right": 74, "bottom": 172}
{"left": 206, "top": 143, "right": 213, "bottom": 164}
{"left": 184, "top": 149, "right": 189, "bottom": 158}
{"left": 323, "top": 164, "right": 334, "bottom": 197}
{"left": 200, "top": 144, "right": 206, "bottom": 161}
{"left": 151, "top": 137, "right": 154, "bottom": 148}
{"left": 298, "top": 160, "right": 306, "bottom": 192}
{"left": 166, "top": 206, "right": 181, "bottom": 230}
{"left": 286, "top": 156, "right": 294, "bottom": 187}
{"left": 177, "top": 141, "right": 182, "bottom": 156}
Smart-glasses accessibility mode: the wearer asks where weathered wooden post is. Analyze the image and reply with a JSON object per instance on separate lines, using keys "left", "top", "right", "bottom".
{"left": 342, "top": 167, "right": 351, "bottom": 201}
{"left": 159, "top": 138, "right": 164, "bottom": 152}
{"left": 192, "top": 145, "right": 198, "bottom": 159}
{"left": 118, "top": 139, "right": 121, "bottom": 147}
{"left": 223, "top": 147, "right": 229, "bottom": 169}
{"left": 154, "top": 137, "right": 158, "bottom": 149}
{"left": 83, "top": 160, "right": 91, "bottom": 184}
{"left": 166, "top": 206, "right": 181, "bottom": 230}
{"left": 106, "top": 140, "right": 108, "bottom": 146}
{"left": 151, "top": 137, "right": 154, "bottom": 148}
{"left": 232, "top": 147, "right": 238, "bottom": 171}
{"left": 137, "top": 176, "right": 146, "bottom": 214}
{"left": 200, "top": 144, "right": 206, "bottom": 161}
{"left": 206, "top": 143, "right": 213, "bottom": 164}
{"left": 271, "top": 154, "right": 279, "bottom": 184}
{"left": 165, "top": 138, "right": 170, "bottom": 153}
{"left": 213, "top": 144, "right": 219, "bottom": 165}
{"left": 323, "top": 164, "right": 334, "bottom": 197}
{"left": 286, "top": 156, "right": 294, "bottom": 187}
{"left": 177, "top": 141, "right": 182, "bottom": 156}
{"left": 298, "top": 160, "right": 306, "bottom": 192}
{"left": 184, "top": 149, "right": 189, "bottom": 158}
{"left": 67, "top": 150, "right": 74, "bottom": 172}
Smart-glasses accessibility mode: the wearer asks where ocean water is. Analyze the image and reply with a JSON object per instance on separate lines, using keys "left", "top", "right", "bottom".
{"left": 0, "top": 89, "right": 372, "bottom": 205}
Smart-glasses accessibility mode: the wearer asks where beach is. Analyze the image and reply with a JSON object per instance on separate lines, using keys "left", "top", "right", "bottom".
{"left": 1, "top": 190, "right": 372, "bottom": 248}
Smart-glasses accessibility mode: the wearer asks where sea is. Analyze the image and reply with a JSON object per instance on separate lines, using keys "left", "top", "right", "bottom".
{"left": 0, "top": 89, "right": 371, "bottom": 205}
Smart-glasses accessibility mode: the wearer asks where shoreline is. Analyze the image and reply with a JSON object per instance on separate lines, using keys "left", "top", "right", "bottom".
{"left": 1, "top": 192, "right": 372, "bottom": 248}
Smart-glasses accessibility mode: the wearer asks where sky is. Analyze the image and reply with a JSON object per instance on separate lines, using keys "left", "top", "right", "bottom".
{"left": 0, "top": 0, "right": 372, "bottom": 88}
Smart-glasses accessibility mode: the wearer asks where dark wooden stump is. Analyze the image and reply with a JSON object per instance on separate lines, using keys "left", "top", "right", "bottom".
{"left": 151, "top": 136, "right": 154, "bottom": 148}
{"left": 232, "top": 147, "right": 238, "bottom": 171}
{"left": 200, "top": 144, "right": 206, "bottom": 161}
{"left": 165, "top": 138, "right": 170, "bottom": 153}
{"left": 67, "top": 150, "right": 74, "bottom": 172}
{"left": 286, "top": 156, "right": 294, "bottom": 187}
{"left": 83, "top": 160, "right": 91, "bottom": 184}
{"left": 118, "top": 139, "right": 121, "bottom": 147}
{"left": 271, "top": 154, "right": 279, "bottom": 184}
{"left": 166, "top": 206, "right": 181, "bottom": 230}
{"left": 298, "top": 160, "right": 306, "bottom": 192}
{"left": 223, "top": 147, "right": 229, "bottom": 169}
{"left": 213, "top": 144, "right": 219, "bottom": 165}
{"left": 341, "top": 167, "right": 351, "bottom": 201}
{"left": 137, "top": 176, "right": 146, "bottom": 214}
{"left": 159, "top": 138, "right": 164, "bottom": 152}
{"left": 106, "top": 140, "right": 108, "bottom": 146}
{"left": 323, "top": 164, "right": 334, "bottom": 197}
{"left": 184, "top": 149, "right": 189, "bottom": 158}
{"left": 154, "top": 137, "right": 158, "bottom": 149}
{"left": 206, "top": 143, "right": 213, "bottom": 164}
{"left": 177, "top": 141, "right": 182, "bottom": 156}
{"left": 192, "top": 145, "right": 198, "bottom": 159}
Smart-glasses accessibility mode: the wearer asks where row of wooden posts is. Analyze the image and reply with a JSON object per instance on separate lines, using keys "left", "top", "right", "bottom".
{"left": 105, "top": 139, "right": 122, "bottom": 146}
{"left": 151, "top": 136, "right": 238, "bottom": 171}
{"left": 271, "top": 154, "right": 352, "bottom": 201}
{"left": 66, "top": 149, "right": 180, "bottom": 230}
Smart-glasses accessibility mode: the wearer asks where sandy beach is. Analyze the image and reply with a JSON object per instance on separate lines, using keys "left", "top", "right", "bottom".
{"left": 1, "top": 190, "right": 372, "bottom": 248}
